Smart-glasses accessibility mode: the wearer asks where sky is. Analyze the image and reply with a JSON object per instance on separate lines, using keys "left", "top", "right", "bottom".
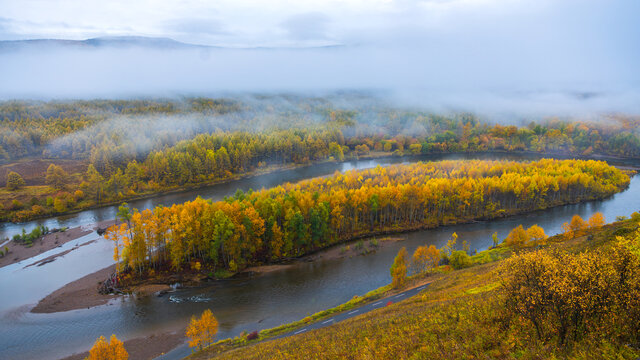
{"left": 0, "top": 0, "right": 639, "bottom": 116}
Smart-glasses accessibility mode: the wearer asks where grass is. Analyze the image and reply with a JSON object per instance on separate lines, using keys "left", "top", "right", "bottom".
{"left": 188, "top": 218, "right": 640, "bottom": 360}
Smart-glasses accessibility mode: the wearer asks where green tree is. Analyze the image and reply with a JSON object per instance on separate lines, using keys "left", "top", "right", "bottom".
{"left": 85, "top": 164, "right": 105, "bottom": 203}
{"left": 6, "top": 171, "right": 25, "bottom": 190}
{"left": 491, "top": 232, "right": 499, "bottom": 248}
{"left": 45, "top": 164, "right": 68, "bottom": 189}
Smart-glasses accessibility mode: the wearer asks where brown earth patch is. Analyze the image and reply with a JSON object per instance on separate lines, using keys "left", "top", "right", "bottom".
{"left": 31, "top": 264, "right": 119, "bottom": 314}
{"left": 0, "top": 158, "right": 87, "bottom": 186}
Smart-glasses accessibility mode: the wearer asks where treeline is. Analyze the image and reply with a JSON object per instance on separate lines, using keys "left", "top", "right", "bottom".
{"left": 2, "top": 97, "right": 640, "bottom": 164}
{"left": 105, "top": 159, "right": 629, "bottom": 278}
{"left": 3, "top": 96, "right": 640, "bottom": 222}
{"left": 0, "top": 98, "right": 240, "bottom": 161}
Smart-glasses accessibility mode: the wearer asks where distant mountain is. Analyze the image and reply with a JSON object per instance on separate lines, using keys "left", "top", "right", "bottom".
{"left": 0, "top": 36, "right": 344, "bottom": 52}
{"left": 0, "top": 36, "right": 210, "bottom": 51}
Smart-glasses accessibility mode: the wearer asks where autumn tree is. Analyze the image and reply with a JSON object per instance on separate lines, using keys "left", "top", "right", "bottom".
{"left": 588, "top": 212, "right": 605, "bottom": 228}
{"left": 186, "top": 309, "right": 219, "bottom": 351}
{"left": 45, "top": 163, "right": 68, "bottom": 189}
{"left": 443, "top": 232, "right": 458, "bottom": 258}
{"left": 563, "top": 214, "right": 587, "bottom": 239}
{"left": 526, "top": 224, "right": 547, "bottom": 245}
{"left": 411, "top": 244, "right": 440, "bottom": 274}
{"left": 6, "top": 171, "right": 25, "bottom": 190}
{"left": 390, "top": 247, "right": 408, "bottom": 288}
{"left": 569, "top": 214, "right": 586, "bottom": 232}
{"left": 88, "top": 334, "right": 128, "bottom": 360}
{"left": 505, "top": 225, "right": 529, "bottom": 247}
{"left": 104, "top": 223, "right": 129, "bottom": 275}
{"left": 502, "top": 243, "right": 640, "bottom": 346}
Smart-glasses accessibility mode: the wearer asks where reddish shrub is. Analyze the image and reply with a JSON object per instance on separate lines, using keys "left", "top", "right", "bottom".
{"left": 247, "top": 331, "right": 259, "bottom": 340}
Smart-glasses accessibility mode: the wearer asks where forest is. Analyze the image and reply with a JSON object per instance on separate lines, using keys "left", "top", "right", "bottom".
{"left": 104, "top": 159, "right": 629, "bottom": 279}
{"left": 2, "top": 97, "right": 640, "bottom": 222}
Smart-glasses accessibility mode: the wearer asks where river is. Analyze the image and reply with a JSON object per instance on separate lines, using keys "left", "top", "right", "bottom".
{"left": 0, "top": 153, "right": 639, "bottom": 360}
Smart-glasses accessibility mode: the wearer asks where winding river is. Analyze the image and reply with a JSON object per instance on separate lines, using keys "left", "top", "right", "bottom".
{"left": 1, "top": 153, "right": 639, "bottom": 360}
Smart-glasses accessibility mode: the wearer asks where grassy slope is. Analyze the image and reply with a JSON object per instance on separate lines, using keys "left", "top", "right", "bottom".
{"left": 191, "top": 219, "right": 640, "bottom": 360}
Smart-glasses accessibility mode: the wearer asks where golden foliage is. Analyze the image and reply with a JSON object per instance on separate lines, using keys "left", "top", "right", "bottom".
{"left": 110, "top": 159, "right": 628, "bottom": 278}
{"left": 588, "top": 212, "right": 605, "bottom": 228}
{"left": 502, "top": 233, "right": 640, "bottom": 345}
{"left": 390, "top": 247, "right": 408, "bottom": 288}
{"left": 187, "top": 309, "right": 219, "bottom": 351}
{"left": 87, "top": 334, "right": 128, "bottom": 360}
{"left": 411, "top": 244, "right": 440, "bottom": 274}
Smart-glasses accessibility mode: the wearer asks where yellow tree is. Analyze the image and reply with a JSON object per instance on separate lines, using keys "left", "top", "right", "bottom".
{"left": 88, "top": 334, "right": 128, "bottom": 360}
{"left": 186, "top": 309, "right": 219, "bottom": 351}
{"left": 411, "top": 246, "right": 428, "bottom": 275}
{"left": 505, "top": 225, "right": 529, "bottom": 247}
{"left": 526, "top": 224, "right": 547, "bottom": 245}
{"left": 411, "top": 244, "right": 441, "bottom": 274}
{"left": 588, "top": 212, "right": 605, "bottom": 228}
{"left": 569, "top": 214, "right": 586, "bottom": 232}
{"left": 390, "top": 247, "right": 408, "bottom": 288}
{"left": 104, "top": 223, "right": 129, "bottom": 275}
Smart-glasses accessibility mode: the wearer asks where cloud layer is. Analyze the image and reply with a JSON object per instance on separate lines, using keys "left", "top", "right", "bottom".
{"left": 0, "top": 0, "right": 638, "bottom": 117}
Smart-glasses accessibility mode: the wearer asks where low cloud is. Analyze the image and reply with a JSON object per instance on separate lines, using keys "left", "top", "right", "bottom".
{"left": 0, "top": 0, "right": 638, "bottom": 118}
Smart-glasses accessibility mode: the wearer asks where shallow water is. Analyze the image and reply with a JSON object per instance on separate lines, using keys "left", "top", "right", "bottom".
{"left": 0, "top": 153, "right": 638, "bottom": 360}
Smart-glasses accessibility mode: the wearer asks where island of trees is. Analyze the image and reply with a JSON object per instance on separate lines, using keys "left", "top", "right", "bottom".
{"left": 104, "top": 158, "right": 629, "bottom": 281}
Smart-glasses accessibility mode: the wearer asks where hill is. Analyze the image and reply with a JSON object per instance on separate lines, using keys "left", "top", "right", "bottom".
{"left": 190, "top": 215, "right": 640, "bottom": 360}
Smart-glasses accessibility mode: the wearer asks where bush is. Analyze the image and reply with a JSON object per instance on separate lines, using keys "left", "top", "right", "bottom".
{"left": 247, "top": 331, "right": 259, "bottom": 341}
{"left": 501, "top": 238, "right": 640, "bottom": 346}
{"left": 6, "top": 171, "right": 25, "bottom": 191}
{"left": 450, "top": 250, "right": 472, "bottom": 269}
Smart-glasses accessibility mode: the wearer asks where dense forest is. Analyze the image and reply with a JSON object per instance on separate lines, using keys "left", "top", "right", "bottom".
{"left": 105, "top": 159, "right": 629, "bottom": 279}
{"left": 2, "top": 97, "right": 640, "bottom": 222}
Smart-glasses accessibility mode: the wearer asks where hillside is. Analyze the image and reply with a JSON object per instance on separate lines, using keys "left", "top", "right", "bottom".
{"left": 190, "top": 215, "right": 640, "bottom": 360}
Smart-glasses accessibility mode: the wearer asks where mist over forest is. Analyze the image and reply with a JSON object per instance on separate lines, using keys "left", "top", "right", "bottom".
{"left": 1, "top": 0, "right": 639, "bottom": 118}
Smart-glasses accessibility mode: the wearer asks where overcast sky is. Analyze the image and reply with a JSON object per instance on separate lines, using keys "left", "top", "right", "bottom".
{"left": 0, "top": 0, "right": 639, "bottom": 115}
{"left": 0, "top": 0, "right": 637, "bottom": 48}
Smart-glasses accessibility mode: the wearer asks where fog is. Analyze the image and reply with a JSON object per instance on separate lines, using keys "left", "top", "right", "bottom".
{"left": 1, "top": 0, "right": 639, "bottom": 117}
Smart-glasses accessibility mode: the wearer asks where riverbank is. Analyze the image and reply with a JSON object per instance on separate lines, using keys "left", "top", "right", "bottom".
{"left": 0, "top": 219, "right": 116, "bottom": 269}
{"left": 31, "top": 264, "right": 119, "bottom": 313}
{"left": 61, "top": 329, "right": 186, "bottom": 360}
{"left": 35, "top": 234, "right": 408, "bottom": 315}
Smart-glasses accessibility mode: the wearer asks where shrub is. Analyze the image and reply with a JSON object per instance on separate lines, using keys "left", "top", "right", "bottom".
{"left": 502, "top": 238, "right": 640, "bottom": 346}
{"left": 450, "top": 250, "right": 472, "bottom": 269}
